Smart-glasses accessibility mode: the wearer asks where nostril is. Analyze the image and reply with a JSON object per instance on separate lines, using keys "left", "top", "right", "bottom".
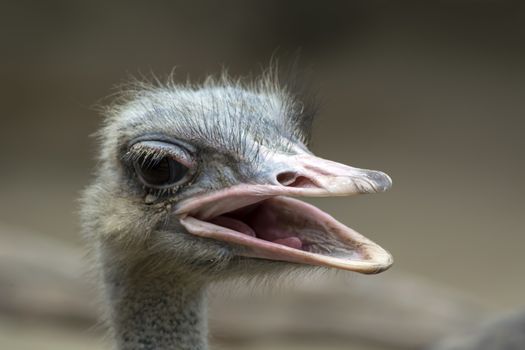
{"left": 276, "top": 171, "right": 298, "bottom": 186}
{"left": 276, "top": 172, "right": 317, "bottom": 188}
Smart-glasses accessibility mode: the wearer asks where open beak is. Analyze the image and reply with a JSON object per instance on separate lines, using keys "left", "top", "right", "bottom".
{"left": 175, "top": 153, "right": 393, "bottom": 274}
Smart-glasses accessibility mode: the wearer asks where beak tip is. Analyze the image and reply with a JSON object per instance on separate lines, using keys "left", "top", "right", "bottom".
{"left": 381, "top": 172, "right": 393, "bottom": 191}
{"left": 363, "top": 249, "right": 394, "bottom": 274}
{"left": 369, "top": 171, "right": 393, "bottom": 193}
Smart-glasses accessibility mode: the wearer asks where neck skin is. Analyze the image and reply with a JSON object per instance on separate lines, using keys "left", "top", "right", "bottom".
{"left": 101, "top": 258, "right": 208, "bottom": 350}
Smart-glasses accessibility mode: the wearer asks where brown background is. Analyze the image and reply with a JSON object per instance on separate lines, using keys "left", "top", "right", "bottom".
{"left": 0, "top": 1, "right": 524, "bottom": 349}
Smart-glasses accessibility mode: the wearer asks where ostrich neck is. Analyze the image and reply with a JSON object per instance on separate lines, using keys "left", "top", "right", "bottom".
{"left": 102, "top": 259, "right": 209, "bottom": 350}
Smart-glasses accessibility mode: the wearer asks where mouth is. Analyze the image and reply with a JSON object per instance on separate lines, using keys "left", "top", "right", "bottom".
{"left": 177, "top": 184, "right": 393, "bottom": 274}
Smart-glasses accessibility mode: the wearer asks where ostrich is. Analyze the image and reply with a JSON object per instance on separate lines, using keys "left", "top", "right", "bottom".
{"left": 81, "top": 73, "right": 393, "bottom": 350}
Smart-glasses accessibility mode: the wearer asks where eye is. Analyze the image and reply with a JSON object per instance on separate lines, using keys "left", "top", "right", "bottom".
{"left": 129, "top": 140, "right": 194, "bottom": 188}
{"left": 134, "top": 156, "right": 189, "bottom": 188}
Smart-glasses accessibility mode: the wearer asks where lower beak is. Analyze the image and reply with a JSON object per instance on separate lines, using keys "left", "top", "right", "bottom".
{"left": 176, "top": 153, "right": 393, "bottom": 274}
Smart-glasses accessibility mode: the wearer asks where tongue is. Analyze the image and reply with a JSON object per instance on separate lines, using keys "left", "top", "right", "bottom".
{"left": 210, "top": 216, "right": 256, "bottom": 237}
{"left": 210, "top": 214, "right": 304, "bottom": 250}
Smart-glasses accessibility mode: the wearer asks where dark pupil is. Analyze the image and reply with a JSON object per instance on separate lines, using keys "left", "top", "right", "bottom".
{"left": 136, "top": 156, "right": 187, "bottom": 186}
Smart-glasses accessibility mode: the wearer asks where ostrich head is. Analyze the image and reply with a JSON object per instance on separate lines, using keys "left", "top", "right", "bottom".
{"left": 83, "top": 75, "right": 393, "bottom": 283}
{"left": 81, "top": 74, "right": 393, "bottom": 350}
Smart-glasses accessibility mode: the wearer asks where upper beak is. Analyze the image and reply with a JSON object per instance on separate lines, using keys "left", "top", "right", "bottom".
{"left": 176, "top": 152, "right": 393, "bottom": 274}
{"left": 270, "top": 153, "right": 392, "bottom": 195}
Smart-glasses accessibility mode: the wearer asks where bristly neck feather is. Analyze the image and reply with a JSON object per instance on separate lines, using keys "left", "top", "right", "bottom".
{"left": 102, "top": 258, "right": 209, "bottom": 350}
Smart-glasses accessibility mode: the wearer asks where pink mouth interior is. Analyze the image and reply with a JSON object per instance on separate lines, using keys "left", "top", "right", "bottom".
{"left": 209, "top": 203, "right": 304, "bottom": 250}
{"left": 205, "top": 198, "right": 361, "bottom": 258}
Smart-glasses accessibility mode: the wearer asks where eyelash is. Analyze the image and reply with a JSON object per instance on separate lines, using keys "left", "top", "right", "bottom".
{"left": 123, "top": 147, "right": 170, "bottom": 166}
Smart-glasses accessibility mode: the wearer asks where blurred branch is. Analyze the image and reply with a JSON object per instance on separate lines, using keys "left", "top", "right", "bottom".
{"left": 209, "top": 272, "right": 490, "bottom": 349}
{"left": 0, "top": 224, "right": 96, "bottom": 327}
{"left": 0, "top": 224, "right": 492, "bottom": 349}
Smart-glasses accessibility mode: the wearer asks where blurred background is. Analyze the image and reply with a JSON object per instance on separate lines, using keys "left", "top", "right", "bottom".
{"left": 0, "top": 1, "right": 524, "bottom": 349}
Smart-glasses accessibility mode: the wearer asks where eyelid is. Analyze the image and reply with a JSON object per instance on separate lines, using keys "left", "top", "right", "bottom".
{"left": 129, "top": 140, "right": 195, "bottom": 168}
